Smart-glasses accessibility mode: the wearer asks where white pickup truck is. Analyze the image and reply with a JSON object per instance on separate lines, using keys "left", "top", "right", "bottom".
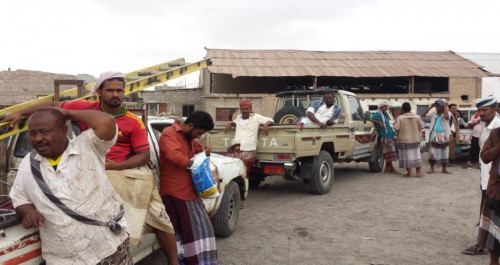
{"left": 0, "top": 116, "right": 248, "bottom": 264}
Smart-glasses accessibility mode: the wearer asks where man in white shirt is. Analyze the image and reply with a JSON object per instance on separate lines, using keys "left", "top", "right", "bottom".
{"left": 225, "top": 99, "right": 273, "bottom": 179}
{"left": 299, "top": 92, "right": 342, "bottom": 129}
{"left": 9, "top": 108, "right": 131, "bottom": 265}
{"left": 463, "top": 96, "right": 500, "bottom": 256}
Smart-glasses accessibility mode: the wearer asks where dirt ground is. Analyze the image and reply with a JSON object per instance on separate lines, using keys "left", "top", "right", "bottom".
{"left": 139, "top": 153, "right": 487, "bottom": 265}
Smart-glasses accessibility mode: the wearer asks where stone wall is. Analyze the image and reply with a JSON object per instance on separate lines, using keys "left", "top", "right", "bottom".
{"left": 449, "top": 77, "right": 481, "bottom": 107}
{"left": 0, "top": 70, "right": 76, "bottom": 107}
{"left": 140, "top": 87, "right": 203, "bottom": 116}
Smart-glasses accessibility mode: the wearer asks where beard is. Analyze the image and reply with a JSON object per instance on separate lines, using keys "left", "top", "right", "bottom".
{"left": 184, "top": 131, "right": 194, "bottom": 141}
{"left": 103, "top": 97, "right": 122, "bottom": 108}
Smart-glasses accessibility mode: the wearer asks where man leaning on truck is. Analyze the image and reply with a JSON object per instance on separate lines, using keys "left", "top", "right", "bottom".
{"left": 9, "top": 108, "right": 132, "bottom": 264}
{"left": 225, "top": 99, "right": 274, "bottom": 177}
{"left": 2, "top": 72, "right": 179, "bottom": 265}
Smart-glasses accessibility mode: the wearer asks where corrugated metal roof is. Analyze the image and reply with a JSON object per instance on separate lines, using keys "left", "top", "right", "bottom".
{"left": 206, "top": 49, "right": 491, "bottom": 78}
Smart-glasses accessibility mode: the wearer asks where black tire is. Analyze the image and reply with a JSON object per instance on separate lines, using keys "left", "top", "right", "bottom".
{"left": 308, "top": 151, "right": 334, "bottom": 195}
{"left": 249, "top": 175, "right": 264, "bottom": 189}
{"left": 212, "top": 181, "right": 241, "bottom": 237}
{"left": 369, "top": 142, "right": 384, "bottom": 172}
{"left": 273, "top": 106, "right": 305, "bottom": 124}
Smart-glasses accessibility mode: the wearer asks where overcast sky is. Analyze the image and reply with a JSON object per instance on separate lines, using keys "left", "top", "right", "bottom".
{"left": 1, "top": 0, "right": 499, "bottom": 76}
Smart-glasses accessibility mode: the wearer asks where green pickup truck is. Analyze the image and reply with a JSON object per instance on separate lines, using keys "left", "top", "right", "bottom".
{"left": 204, "top": 89, "right": 384, "bottom": 195}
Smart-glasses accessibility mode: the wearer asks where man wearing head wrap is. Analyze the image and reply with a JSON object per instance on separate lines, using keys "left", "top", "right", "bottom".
{"left": 1, "top": 71, "right": 179, "bottom": 265}
{"left": 420, "top": 99, "right": 452, "bottom": 174}
{"left": 463, "top": 96, "right": 500, "bottom": 257}
{"left": 370, "top": 101, "right": 398, "bottom": 173}
{"left": 225, "top": 99, "right": 273, "bottom": 186}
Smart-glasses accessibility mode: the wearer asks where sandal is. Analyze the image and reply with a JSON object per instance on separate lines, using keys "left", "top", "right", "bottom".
{"left": 462, "top": 244, "right": 487, "bottom": 255}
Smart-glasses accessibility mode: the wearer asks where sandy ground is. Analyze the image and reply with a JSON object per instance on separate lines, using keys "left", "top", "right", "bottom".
{"left": 139, "top": 153, "right": 487, "bottom": 265}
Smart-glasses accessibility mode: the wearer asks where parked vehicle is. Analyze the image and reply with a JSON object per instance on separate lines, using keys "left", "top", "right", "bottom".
{"left": 0, "top": 116, "right": 248, "bottom": 264}
{"left": 204, "top": 89, "right": 383, "bottom": 195}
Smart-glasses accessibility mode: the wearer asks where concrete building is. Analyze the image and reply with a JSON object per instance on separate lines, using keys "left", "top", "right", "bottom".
{"left": 202, "top": 49, "right": 493, "bottom": 120}
{"left": 459, "top": 52, "right": 500, "bottom": 99}
{"left": 0, "top": 69, "right": 77, "bottom": 108}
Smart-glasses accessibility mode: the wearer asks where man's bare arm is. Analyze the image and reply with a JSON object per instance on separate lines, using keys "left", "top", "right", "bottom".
{"left": 15, "top": 204, "right": 44, "bottom": 229}
{"left": 106, "top": 149, "right": 150, "bottom": 170}
{"left": 64, "top": 109, "right": 116, "bottom": 141}
{"left": 1, "top": 102, "right": 59, "bottom": 126}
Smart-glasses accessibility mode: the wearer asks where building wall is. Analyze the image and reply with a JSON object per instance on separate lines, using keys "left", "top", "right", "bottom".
{"left": 140, "top": 87, "right": 203, "bottom": 116}
{"left": 448, "top": 77, "right": 480, "bottom": 107}
{"left": 0, "top": 70, "right": 76, "bottom": 107}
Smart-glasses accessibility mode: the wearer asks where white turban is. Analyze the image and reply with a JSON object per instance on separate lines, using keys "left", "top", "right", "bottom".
{"left": 91, "top": 71, "right": 126, "bottom": 94}
{"left": 378, "top": 101, "right": 390, "bottom": 107}
{"left": 475, "top": 96, "right": 497, "bottom": 107}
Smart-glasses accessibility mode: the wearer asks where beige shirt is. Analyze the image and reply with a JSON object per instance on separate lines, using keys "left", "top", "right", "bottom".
{"left": 394, "top": 113, "right": 424, "bottom": 144}
{"left": 233, "top": 113, "right": 273, "bottom": 151}
{"left": 9, "top": 127, "right": 128, "bottom": 265}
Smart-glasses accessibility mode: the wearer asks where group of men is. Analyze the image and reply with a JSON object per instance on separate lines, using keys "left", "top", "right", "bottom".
{"left": 370, "top": 96, "right": 500, "bottom": 264}
{"left": 2, "top": 84, "right": 343, "bottom": 264}
{"left": 6, "top": 75, "right": 500, "bottom": 264}
{"left": 3, "top": 72, "right": 216, "bottom": 265}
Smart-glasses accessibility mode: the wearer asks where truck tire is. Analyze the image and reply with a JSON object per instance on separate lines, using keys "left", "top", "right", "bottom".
{"left": 369, "top": 142, "right": 384, "bottom": 173}
{"left": 273, "top": 106, "right": 305, "bottom": 124}
{"left": 308, "top": 151, "right": 334, "bottom": 195}
{"left": 249, "top": 175, "right": 264, "bottom": 189}
{"left": 212, "top": 181, "right": 241, "bottom": 237}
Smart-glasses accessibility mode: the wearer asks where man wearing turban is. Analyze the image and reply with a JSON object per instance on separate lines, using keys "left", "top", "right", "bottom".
{"left": 421, "top": 99, "right": 452, "bottom": 174}
{"left": 370, "top": 101, "right": 397, "bottom": 173}
{"left": 464, "top": 96, "right": 500, "bottom": 258}
{"left": 225, "top": 99, "right": 273, "bottom": 187}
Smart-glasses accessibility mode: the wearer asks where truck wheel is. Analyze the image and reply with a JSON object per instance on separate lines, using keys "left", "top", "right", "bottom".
{"left": 273, "top": 106, "right": 305, "bottom": 124}
{"left": 249, "top": 175, "right": 264, "bottom": 189}
{"left": 212, "top": 181, "right": 241, "bottom": 237}
{"left": 369, "top": 143, "right": 384, "bottom": 173}
{"left": 308, "top": 151, "right": 334, "bottom": 195}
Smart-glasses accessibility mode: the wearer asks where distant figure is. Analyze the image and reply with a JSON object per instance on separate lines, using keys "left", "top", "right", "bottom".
{"left": 393, "top": 102, "right": 424, "bottom": 177}
{"left": 370, "top": 101, "right": 397, "bottom": 173}
{"left": 447, "top": 103, "right": 461, "bottom": 161}
{"left": 421, "top": 99, "right": 451, "bottom": 174}
{"left": 159, "top": 111, "right": 218, "bottom": 265}
{"left": 464, "top": 112, "right": 483, "bottom": 169}
{"left": 225, "top": 99, "right": 273, "bottom": 178}
{"left": 9, "top": 108, "right": 132, "bottom": 264}
{"left": 298, "top": 92, "right": 342, "bottom": 129}
{"left": 463, "top": 96, "right": 500, "bottom": 256}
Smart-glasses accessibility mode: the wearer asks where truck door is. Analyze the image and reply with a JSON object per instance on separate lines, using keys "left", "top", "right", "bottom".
{"left": 347, "top": 96, "right": 373, "bottom": 158}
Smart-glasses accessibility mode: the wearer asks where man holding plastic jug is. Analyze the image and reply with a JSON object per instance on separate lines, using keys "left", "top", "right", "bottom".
{"left": 159, "top": 111, "right": 218, "bottom": 265}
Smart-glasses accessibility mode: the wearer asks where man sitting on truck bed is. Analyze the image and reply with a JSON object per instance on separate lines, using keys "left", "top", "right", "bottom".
{"left": 2, "top": 72, "right": 179, "bottom": 265}
{"left": 298, "top": 91, "right": 342, "bottom": 129}
{"left": 225, "top": 99, "right": 273, "bottom": 177}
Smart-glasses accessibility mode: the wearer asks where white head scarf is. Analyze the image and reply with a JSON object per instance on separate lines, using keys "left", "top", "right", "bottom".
{"left": 91, "top": 71, "right": 126, "bottom": 94}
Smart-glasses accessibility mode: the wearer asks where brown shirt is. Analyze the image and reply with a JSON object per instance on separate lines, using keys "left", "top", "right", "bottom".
{"left": 482, "top": 127, "right": 500, "bottom": 200}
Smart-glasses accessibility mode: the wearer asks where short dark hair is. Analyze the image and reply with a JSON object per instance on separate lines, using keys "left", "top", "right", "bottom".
{"left": 184, "top": 111, "right": 214, "bottom": 131}
{"left": 30, "top": 108, "right": 66, "bottom": 128}
{"left": 448, "top": 103, "right": 457, "bottom": 109}
{"left": 402, "top": 102, "right": 411, "bottom": 112}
